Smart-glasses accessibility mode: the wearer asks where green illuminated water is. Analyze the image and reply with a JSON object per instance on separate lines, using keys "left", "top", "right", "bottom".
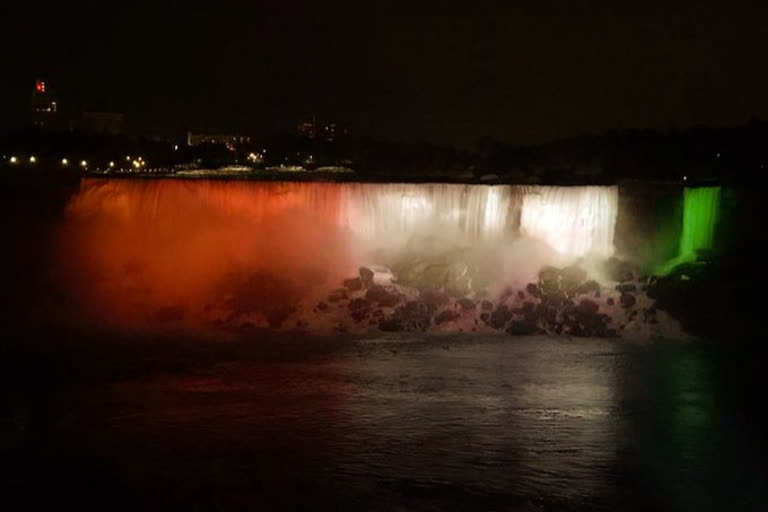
{"left": 657, "top": 186, "right": 720, "bottom": 274}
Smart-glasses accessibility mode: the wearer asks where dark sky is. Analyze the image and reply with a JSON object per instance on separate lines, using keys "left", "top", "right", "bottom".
{"left": 2, "top": 2, "right": 767, "bottom": 145}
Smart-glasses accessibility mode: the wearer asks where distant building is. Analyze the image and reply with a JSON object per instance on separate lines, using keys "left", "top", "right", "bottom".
{"left": 187, "top": 132, "right": 250, "bottom": 151}
{"left": 30, "top": 80, "right": 58, "bottom": 127}
{"left": 81, "top": 112, "right": 124, "bottom": 134}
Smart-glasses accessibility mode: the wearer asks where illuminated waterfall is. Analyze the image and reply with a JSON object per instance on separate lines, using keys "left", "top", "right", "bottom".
{"left": 519, "top": 186, "right": 619, "bottom": 258}
{"left": 657, "top": 186, "right": 721, "bottom": 274}
{"left": 337, "top": 184, "right": 520, "bottom": 242}
{"left": 679, "top": 187, "right": 720, "bottom": 259}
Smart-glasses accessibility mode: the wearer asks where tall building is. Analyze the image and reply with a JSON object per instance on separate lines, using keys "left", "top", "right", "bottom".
{"left": 30, "top": 80, "right": 58, "bottom": 127}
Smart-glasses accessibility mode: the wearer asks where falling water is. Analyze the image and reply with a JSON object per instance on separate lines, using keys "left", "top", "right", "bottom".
{"left": 657, "top": 186, "right": 721, "bottom": 275}
{"left": 54, "top": 179, "right": 620, "bottom": 327}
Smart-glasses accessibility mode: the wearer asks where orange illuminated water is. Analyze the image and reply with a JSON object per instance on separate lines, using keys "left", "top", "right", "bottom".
{"left": 52, "top": 179, "right": 619, "bottom": 331}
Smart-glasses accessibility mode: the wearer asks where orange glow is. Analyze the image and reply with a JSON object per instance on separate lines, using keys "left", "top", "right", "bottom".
{"left": 55, "top": 179, "right": 354, "bottom": 328}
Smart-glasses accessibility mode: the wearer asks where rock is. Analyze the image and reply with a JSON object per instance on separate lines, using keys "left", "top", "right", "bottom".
{"left": 606, "top": 297, "right": 615, "bottom": 306}
{"left": 517, "top": 290, "right": 525, "bottom": 300}
{"left": 359, "top": 266, "right": 374, "bottom": 287}
{"left": 506, "top": 321, "right": 540, "bottom": 335}
{"left": 538, "top": 266, "right": 561, "bottom": 295}
{"left": 575, "top": 280, "right": 601, "bottom": 296}
{"left": 620, "top": 293, "right": 637, "bottom": 308}
{"left": 615, "top": 283, "right": 637, "bottom": 293}
{"left": 421, "top": 290, "right": 450, "bottom": 311}
{"left": 481, "top": 300, "right": 494, "bottom": 311}
{"left": 526, "top": 283, "right": 541, "bottom": 298}
{"left": 489, "top": 305, "right": 513, "bottom": 329}
{"left": 435, "top": 309, "right": 460, "bottom": 325}
{"left": 378, "top": 318, "right": 402, "bottom": 331}
{"left": 348, "top": 297, "right": 371, "bottom": 310}
{"left": 365, "top": 285, "right": 401, "bottom": 307}
{"left": 457, "top": 298, "right": 476, "bottom": 310}
{"left": 561, "top": 265, "right": 588, "bottom": 296}
{"left": 343, "top": 277, "right": 363, "bottom": 291}
{"left": 328, "top": 289, "right": 347, "bottom": 303}
{"left": 480, "top": 312, "right": 490, "bottom": 323}
{"left": 541, "top": 290, "right": 568, "bottom": 309}
{"left": 575, "top": 298, "right": 600, "bottom": 316}
{"left": 240, "top": 321, "right": 255, "bottom": 329}
{"left": 316, "top": 301, "right": 328, "bottom": 311}
{"left": 350, "top": 308, "right": 368, "bottom": 323}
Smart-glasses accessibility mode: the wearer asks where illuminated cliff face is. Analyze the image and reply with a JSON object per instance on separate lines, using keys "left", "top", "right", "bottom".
{"left": 53, "top": 179, "right": 619, "bottom": 329}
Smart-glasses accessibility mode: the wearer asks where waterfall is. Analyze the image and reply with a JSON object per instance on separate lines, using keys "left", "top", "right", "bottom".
{"left": 679, "top": 187, "right": 720, "bottom": 259}
{"left": 657, "top": 186, "right": 721, "bottom": 275}
{"left": 520, "top": 186, "right": 619, "bottom": 258}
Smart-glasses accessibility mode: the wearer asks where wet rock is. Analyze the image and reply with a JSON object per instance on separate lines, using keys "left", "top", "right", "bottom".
{"left": 480, "top": 312, "right": 490, "bottom": 323}
{"left": 240, "top": 321, "right": 255, "bottom": 329}
{"left": 378, "top": 318, "right": 402, "bottom": 332}
{"left": 517, "top": 290, "right": 526, "bottom": 300}
{"left": 538, "top": 304, "right": 558, "bottom": 325}
{"left": 620, "top": 293, "right": 637, "bottom": 308}
{"left": 457, "top": 298, "right": 476, "bottom": 310}
{"left": 561, "top": 265, "right": 588, "bottom": 296}
{"left": 327, "top": 289, "right": 348, "bottom": 303}
{"left": 350, "top": 308, "right": 368, "bottom": 323}
{"left": 606, "top": 297, "right": 615, "bottom": 306}
{"left": 435, "top": 309, "right": 460, "bottom": 325}
{"left": 489, "top": 305, "right": 513, "bottom": 329}
{"left": 575, "top": 298, "right": 600, "bottom": 316}
{"left": 575, "top": 280, "right": 601, "bottom": 296}
{"left": 526, "top": 283, "right": 541, "bottom": 298}
{"left": 615, "top": 283, "right": 637, "bottom": 293}
{"left": 481, "top": 300, "right": 494, "bottom": 311}
{"left": 506, "top": 321, "right": 540, "bottom": 335}
{"left": 365, "top": 285, "right": 401, "bottom": 307}
{"left": 151, "top": 305, "right": 185, "bottom": 323}
{"left": 542, "top": 290, "right": 568, "bottom": 309}
{"left": 421, "top": 290, "right": 450, "bottom": 311}
{"left": 343, "top": 277, "right": 363, "bottom": 291}
{"left": 359, "top": 266, "right": 375, "bottom": 287}
{"left": 316, "top": 301, "right": 328, "bottom": 311}
{"left": 348, "top": 297, "right": 371, "bottom": 311}
{"left": 538, "top": 266, "right": 561, "bottom": 295}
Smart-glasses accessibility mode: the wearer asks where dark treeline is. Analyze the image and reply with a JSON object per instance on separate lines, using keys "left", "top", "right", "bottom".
{"left": 2, "top": 119, "right": 766, "bottom": 183}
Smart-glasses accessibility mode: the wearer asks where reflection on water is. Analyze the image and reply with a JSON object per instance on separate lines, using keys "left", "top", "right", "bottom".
{"left": 6, "top": 335, "right": 763, "bottom": 510}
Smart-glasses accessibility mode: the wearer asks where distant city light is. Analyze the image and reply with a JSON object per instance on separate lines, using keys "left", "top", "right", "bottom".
{"left": 173, "top": 145, "right": 178, "bottom": 151}
{"left": 9, "top": 156, "right": 17, "bottom": 164}
{"left": 109, "top": 161, "right": 115, "bottom": 167}
{"left": 716, "top": 153, "right": 721, "bottom": 158}
{"left": 683, "top": 176, "right": 688, "bottom": 181}
{"left": 61, "top": 158, "right": 69, "bottom": 165}
{"left": 80, "top": 160, "right": 88, "bottom": 167}
{"left": 126, "top": 156, "right": 131, "bottom": 161}
{"left": 36, "top": 81, "right": 45, "bottom": 93}
{"left": 29, "top": 156, "right": 37, "bottom": 163}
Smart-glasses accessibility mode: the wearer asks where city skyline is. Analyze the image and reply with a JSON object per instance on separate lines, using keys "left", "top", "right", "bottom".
{"left": 2, "top": 2, "right": 768, "bottom": 146}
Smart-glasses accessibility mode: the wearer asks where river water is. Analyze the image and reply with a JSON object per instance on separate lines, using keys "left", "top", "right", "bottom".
{"left": 3, "top": 333, "right": 764, "bottom": 510}
{"left": 2, "top": 177, "right": 763, "bottom": 510}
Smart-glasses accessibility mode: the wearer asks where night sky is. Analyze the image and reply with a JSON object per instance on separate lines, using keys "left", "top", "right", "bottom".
{"left": 2, "top": 2, "right": 767, "bottom": 145}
